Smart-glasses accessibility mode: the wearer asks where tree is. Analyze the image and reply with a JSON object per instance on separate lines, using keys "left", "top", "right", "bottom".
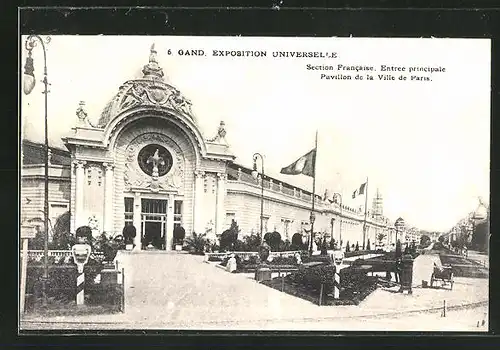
{"left": 419, "top": 234, "right": 431, "bottom": 248}
{"left": 122, "top": 224, "right": 137, "bottom": 245}
{"left": 345, "top": 241, "right": 351, "bottom": 252}
{"left": 264, "top": 231, "right": 282, "bottom": 251}
{"left": 51, "top": 211, "right": 74, "bottom": 249}
{"left": 291, "top": 232, "right": 304, "bottom": 250}
{"left": 395, "top": 239, "right": 402, "bottom": 259}
{"left": 173, "top": 226, "right": 186, "bottom": 245}
{"left": 320, "top": 236, "right": 328, "bottom": 255}
{"left": 377, "top": 233, "right": 387, "bottom": 246}
{"left": 355, "top": 242, "right": 359, "bottom": 251}
{"left": 366, "top": 238, "right": 371, "bottom": 251}
{"left": 220, "top": 219, "right": 240, "bottom": 251}
{"left": 329, "top": 238, "right": 337, "bottom": 250}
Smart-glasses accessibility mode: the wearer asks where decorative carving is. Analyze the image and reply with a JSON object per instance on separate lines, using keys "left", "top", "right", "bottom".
{"left": 86, "top": 164, "right": 103, "bottom": 187}
{"left": 194, "top": 170, "right": 205, "bottom": 179}
{"left": 103, "top": 163, "right": 114, "bottom": 172}
{"left": 207, "top": 121, "right": 227, "bottom": 143}
{"left": 279, "top": 182, "right": 283, "bottom": 192}
{"left": 124, "top": 133, "right": 184, "bottom": 193}
{"left": 76, "top": 101, "right": 95, "bottom": 128}
{"left": 237, "top": 168, "right": 242, "bottom": 180}
{"left": 117, "top": 81, "right": 194, "bottom": 119}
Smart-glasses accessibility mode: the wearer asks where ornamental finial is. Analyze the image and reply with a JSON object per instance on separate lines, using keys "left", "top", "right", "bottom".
{"left": 149, "top": 43, "right": 158, "bottom": 64}
{"left": 142, "top": 43, "right": 164, "bottom": 80}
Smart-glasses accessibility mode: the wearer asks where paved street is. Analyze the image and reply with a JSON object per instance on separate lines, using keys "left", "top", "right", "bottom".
{"left": 20, "top": 252, "right": 488, "bottom": 330}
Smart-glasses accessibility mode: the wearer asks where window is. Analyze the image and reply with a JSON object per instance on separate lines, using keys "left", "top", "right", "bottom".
{"left": 124, "top": 197, "right": 134, "bottom": 226}
{"left": 174, "top": 200, "right": 183, "bottom": 229}
{"left": 262, "top": 217, "right": 269, "bottom": 233}
{"left": 282, "top": 219, "right": 291, "bottom": 239}
{"left": 225, "top": 213, "right": 236, "bottom": 229}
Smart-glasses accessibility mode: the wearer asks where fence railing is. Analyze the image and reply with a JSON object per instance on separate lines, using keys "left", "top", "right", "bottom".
{"left": 22, "top": 250, "right": 105, "bottom": 262}
{"left": 204, "top": 250, "right": 303, "bottom": 261}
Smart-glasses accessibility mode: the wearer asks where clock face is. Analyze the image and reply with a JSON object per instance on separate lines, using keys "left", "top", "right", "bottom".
{"left": 137, "top": 144, "right": 173, "bottom": 177}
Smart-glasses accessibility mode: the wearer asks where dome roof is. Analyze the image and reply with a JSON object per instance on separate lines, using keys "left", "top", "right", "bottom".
{"left": 96, "top": 44, "right": 197, "bottom": 128}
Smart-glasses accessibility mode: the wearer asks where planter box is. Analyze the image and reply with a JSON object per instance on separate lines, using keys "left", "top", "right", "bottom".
{"left": 125, "top": 244, "right": 134, "bottom": 251}
{"left": 175, "top": 245, "right": 183, "bottom": 251}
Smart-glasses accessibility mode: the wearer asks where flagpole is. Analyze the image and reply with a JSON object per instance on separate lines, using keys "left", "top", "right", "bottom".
{"left": 309, "top": 131, "right": 318, "bottom": 256}
{"left": 362, "top": 176, "right": 369, "bottom": 249}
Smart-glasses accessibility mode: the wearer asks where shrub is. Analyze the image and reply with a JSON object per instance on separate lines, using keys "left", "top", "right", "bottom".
{"left": 292, "top": 233, "right": 303, "bottom": 247}
{"left": 355, "top": 242, "right": 359, "bottom": 251}
{"left": 346, "top": 241, "right": 351, "bottom": 252}
{"left": 173, "top": 226, "right": 186, "bottom": 245}
{"left": 122, "top": 225, "right": 137, "bottom": 245}
{"left": 366, "top": 239, "right": 371, "bottom": 251}
{"left": 243, "top": 233, "right": 261, "bottom": 251}
{"left": 277, "top": 239, "right": 292, "bottom": 252}
{"left": 264, "top": 231, "right": 282, "bottom": 251}
{"left": 184, "top": 232, "right": 207, "bottom": 255}
{"left": 75, "top": 226, "right": 93, "bottom": 244}
{"left": 291, "top": 263, "right": 337, "bottom": 295}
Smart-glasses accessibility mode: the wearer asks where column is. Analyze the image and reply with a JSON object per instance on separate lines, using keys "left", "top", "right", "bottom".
{"left": 193, "top": 170, "right": 205, "bottom": 234}
{"left": 133, "top": 192, "right": 142, "bottom": 249}
{"left": 103, "top": 163, "right": 114, "bottom": 234}
{"left": 74, "top": 160, "right": 86, "bottom": 228}
{"left": 215, "top": 172, "right": 226, "bottom": 236}
{"left": 166, "top": 194, "right": 175, "bottom": 251}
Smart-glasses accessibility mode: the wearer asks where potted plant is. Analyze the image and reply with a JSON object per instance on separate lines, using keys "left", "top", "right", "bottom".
{"left": 173, "top": 226, "right": 186, "bottom": 251}
{"left": 122, "top": 224, "right": 137, "bottom": 250}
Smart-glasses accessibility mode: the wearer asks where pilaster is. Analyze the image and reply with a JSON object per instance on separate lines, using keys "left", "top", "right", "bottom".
{"left": 74, "top": 160, "right": 87, "bottom": 228}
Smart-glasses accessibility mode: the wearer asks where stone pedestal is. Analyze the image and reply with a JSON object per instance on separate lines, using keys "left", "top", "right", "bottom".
{"left": 255, "top": 267, "right": 272, "bottom": 282}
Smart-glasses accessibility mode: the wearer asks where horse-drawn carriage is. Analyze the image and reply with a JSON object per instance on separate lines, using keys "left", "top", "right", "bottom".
{"left": 430, "top": 262, "right": 454, "bottom": 290}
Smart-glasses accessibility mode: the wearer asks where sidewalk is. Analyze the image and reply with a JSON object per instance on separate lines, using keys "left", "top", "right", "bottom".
{"left": 20, "top": 253, "right": 488, "bottom": 330}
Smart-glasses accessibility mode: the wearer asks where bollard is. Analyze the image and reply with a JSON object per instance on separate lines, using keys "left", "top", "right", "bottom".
{"left": 441, "top": 300, "right": 446, "bottom": 317}
{"left": 334, "top": 267, "right": 340, "bottom": 299}
{"left": 281, "top": 275, "right": 285, "bottom": 292}
{"left": 76, "top": 267, "right": 85, "bottom": 305}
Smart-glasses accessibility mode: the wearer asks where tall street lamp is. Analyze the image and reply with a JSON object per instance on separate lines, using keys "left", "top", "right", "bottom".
{"left": 332, "top": 192, "right": 343, "bottom": 248}
{"left": 251, "top": 153, "right": 264, "bottom": 243}
{"left": 23, "top": 35, "right": 51, "bottom": 306}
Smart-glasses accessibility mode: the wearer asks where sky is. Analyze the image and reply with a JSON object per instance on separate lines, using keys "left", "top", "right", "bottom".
{"left": 20, "top": 35, "right": 490, "bottom": 232}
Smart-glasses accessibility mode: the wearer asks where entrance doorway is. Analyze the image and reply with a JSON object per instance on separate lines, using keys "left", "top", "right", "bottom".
{"left": 141, "top": 199, "right": 167, "bottom": 250}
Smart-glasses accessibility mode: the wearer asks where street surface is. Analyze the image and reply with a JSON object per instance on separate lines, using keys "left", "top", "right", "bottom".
{"left": 20, "top": 251, "right": 488, "bottom": 331}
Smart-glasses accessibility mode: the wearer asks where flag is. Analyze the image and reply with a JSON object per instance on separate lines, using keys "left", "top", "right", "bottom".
{"left": 359, "top": 182, "right": 367, "bottom": 195}
{"left": 352, "top": 181, "right": 367, "bottom": 199}
{"left": 280, "top": 149, "right": 316, "bottom": 177}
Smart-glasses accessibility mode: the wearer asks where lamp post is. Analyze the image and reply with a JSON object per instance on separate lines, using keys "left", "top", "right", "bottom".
{"left": 332, "top": 192, "right": 343, "bottom": 248}
{"left": 251, "top": 153, "right": 265, "bottom": 243}
{"left": 23, "top": 35, "right": 51, "bottom": 306}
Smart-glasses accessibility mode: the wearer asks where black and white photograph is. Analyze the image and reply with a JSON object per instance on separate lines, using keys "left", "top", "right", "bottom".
{"left": 19, "top": 34, "right": 490, "bottom": 332}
